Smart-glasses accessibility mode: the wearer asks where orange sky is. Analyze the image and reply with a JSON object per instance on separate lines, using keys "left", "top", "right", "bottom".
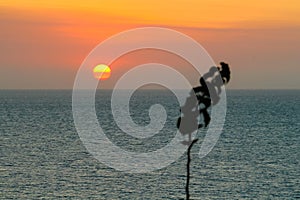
{"left": 1, "top": 0, "right": 300, "bottom": 89}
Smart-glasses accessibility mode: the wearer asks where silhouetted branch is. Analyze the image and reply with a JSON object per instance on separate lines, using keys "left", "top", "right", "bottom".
{"left": 186, "top": 139, "right": 198, "bottom": 200}
{"left": 177, "top": 62, "right": 231, "bottom": 200}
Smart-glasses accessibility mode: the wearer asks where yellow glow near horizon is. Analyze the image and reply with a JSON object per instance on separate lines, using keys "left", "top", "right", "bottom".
{"left": 93, "top": 64, "right": 111, "bottom": 80}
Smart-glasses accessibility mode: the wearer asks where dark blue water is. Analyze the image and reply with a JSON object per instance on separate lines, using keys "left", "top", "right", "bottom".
{"left": 1, "top": 90, "right": 299, "bottom": 199}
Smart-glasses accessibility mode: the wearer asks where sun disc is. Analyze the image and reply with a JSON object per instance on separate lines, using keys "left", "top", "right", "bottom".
{"left": 93, "top": 64, "right": 111, "bottom": 80}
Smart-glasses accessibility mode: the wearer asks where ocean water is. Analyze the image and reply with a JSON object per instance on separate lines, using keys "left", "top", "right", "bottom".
{"left": 1, "top": 89, "right": 299, "bottom": 199}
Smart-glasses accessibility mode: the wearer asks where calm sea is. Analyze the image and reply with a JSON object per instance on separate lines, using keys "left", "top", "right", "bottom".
{"left": 1, "top": 90, "right": 299, "bottom": 199}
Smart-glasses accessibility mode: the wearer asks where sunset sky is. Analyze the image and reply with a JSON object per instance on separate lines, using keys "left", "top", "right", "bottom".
{"left": 1, "top": 0, "right": 300, "bottom": 89}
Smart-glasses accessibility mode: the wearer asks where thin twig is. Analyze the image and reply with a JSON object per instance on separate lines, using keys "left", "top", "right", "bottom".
{"left": 186, "top": 139, "right": 198, "bottom": 200}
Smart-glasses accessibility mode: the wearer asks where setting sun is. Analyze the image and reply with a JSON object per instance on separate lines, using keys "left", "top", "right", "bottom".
{"left": 93, "top": 64, "right": 111, "bottom": 80}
